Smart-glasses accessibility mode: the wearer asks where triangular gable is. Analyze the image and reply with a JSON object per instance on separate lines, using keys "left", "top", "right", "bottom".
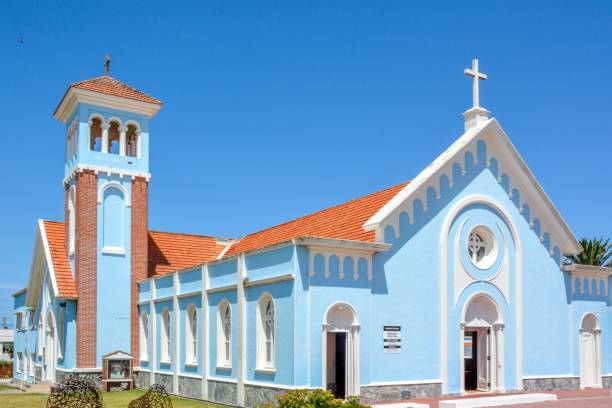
{"left": 364, "top": 118, "right": 581, "bottom": 257}
{"left": 25, "top": 220, "right": 77, "bottom": 307}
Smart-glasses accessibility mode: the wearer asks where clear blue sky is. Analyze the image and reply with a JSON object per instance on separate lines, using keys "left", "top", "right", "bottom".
{"left": 1, "top": 1, "right": 611, "bottom": 321}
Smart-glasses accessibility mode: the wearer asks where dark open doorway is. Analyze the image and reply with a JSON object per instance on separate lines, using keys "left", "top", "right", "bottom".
{"left": 464, "top": 331, "right": 478, "bottom": 391}
{"left": 326, "top": 332, "right": 347, "bottom": 398}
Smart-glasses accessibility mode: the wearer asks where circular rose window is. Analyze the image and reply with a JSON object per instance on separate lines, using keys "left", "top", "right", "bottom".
{"left": 467, "top": 226, "right": 498, "bottom": 270}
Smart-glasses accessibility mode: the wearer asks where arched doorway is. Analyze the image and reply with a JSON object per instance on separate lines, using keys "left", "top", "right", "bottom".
{"left": 322, "top": 303, "right": 360, "bottom": 399}
{"left": 461, "top": 294, "right": 504, "bottom": 393}
{"left": 580, "top": 313, "right": 601, "bottom": 388}
{"left": 44, "top": 311, "right": 55, "bottom": 382}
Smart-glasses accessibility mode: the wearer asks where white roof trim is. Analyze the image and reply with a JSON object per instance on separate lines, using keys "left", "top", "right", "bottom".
{"left": 39, "top": 220, "right": 60, "bottom": 298}
{"left": 25, "top": 220, "right": 60, "bottom": 306}
{"left": 364, "top": 121, "right": 490, "bottom": 230}
{"left": 64, "top": 163, "right": 151, "bottom": 185}
{"left": 564, "top": 264, "right": 612, "bottom": 276}
{"left": 54, "top": 87, "right": 161, "bottom": 123}
{"left": 364, "top": 118, "right": 580, "bottom": 255}
{"left": 294, "top": 236, "right": 391, "bottom": 253}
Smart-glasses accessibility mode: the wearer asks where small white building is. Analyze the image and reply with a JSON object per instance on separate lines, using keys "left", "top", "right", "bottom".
{"left": 0, "top": 328, "right": 14, "bottom": 361}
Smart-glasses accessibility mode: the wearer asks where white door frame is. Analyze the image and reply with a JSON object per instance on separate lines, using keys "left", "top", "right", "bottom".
{"left": 322, "top": 302, "right": 360, "bottom": 398}
{"left": 460, "top": 294, "right": 504, "bottom": 394}
{"left": 579, "top": 313, "right": 602, "bottom": 388}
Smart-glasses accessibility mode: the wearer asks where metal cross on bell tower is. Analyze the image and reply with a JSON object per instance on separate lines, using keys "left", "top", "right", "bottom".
{"left": 462, "top": 58, "right": 490, "bottom": 131}
{"left": 104, "top": 53, "right": 111, "bottom": 76}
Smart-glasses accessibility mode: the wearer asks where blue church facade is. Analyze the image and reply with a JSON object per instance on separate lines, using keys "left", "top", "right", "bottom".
{"left": 11, "top": 69, "right": 612, "bottom": 406}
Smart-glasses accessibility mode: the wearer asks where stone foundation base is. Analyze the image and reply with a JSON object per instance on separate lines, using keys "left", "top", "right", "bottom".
{"left": 522, "top": 377, "right": 580, "bottom": 391}
{"left": 208, "top": 379, "right": 237, "bottom": 406}
{"left": 179, "top": 376, "right": 202, "bottom": 399}
{"left": 155, "top": 373, "right": 174, "bottom": 394}
{"left": 360, "top": 382, "right": 442, "bottom": 403}
{"left": 133, "top": 370, "right": 151, "bottom": 390}
{"left": 245, "top": 383, "right": 287, "bottom": 407}
{"left": 55, "top": 369, "right": 102, "bottom": 387}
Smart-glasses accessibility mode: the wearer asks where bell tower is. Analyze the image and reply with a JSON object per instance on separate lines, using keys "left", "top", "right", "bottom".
{"left": 54, "top": 76, "right": 162, "bottom": 369}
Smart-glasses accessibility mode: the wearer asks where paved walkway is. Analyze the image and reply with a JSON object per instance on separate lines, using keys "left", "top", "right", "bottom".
{"left": 379, "top": 388, "right": 612, "bottom": 408}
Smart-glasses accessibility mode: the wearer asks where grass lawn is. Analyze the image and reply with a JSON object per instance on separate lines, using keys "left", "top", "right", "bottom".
{"left": 0, "top": 389, "right": 224, "bottom": 408}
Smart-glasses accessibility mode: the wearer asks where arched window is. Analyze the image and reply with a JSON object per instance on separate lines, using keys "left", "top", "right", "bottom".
{"left": 126, "top": 124, "right": 139, "bottom": 158}
{"left": 217, "top": 301, "right": 231, "bottom": 367}
{"left": 57, "top": 307, "right": 65, "bottom": 359}
{"left": 139, "top": 311, "right": 149, "bottom": 361}
{"left": 108, "top": 121, "right": 120, "bottom": 154}
{"left": 160, "top": 308, "right": 171, "bottom": 363}
{"left": 68, "top": 186, "right": 76, "bottom": 254}
{"left": 256, "top": 294, "right": 275, "bottom": 369}
{"left": 89, "top": 117, "right": 103, "bottom": 151}
{"left": 185, "top": 304, "right": 197, "bottom": 365}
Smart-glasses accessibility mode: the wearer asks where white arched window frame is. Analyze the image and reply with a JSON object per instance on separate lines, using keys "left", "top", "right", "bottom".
{"left": 88, "top": 115, "right": 104, "bottom": 152}
{"left": 256, "top": 294, "right": 275, "bottom": 370}
{"left": 140, "top": 311, "right": 149, "bottom": 361}
{"left": 185, "top": 304, "right": 198, "bottom": 365}
{"left": 107, "top": 118, "right": 122, "bottom": 155}
{"left": 160, "top": 308, "right": 171, "bottom": 363}
{"left": 217, "top": 301, "right": 231, "bottom": 368}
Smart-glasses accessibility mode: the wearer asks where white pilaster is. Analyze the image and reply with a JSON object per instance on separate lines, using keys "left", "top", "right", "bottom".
{"left": 101, "top": 123, "right": 110, "bottom": 153}
{"left": 136, "top": 130, "right": 142, "bottom": 158}
{"left": 595, "top": 328, "right": 602, "bottom": 386}
{"left": 119, "top": 126, "right": 127, "bottom": 156}
{"left": 494, "top": 323, "right": 505, "bottom": 391}
{"left": 321, "top": 324, "right": 329, "bottom": 390}
{"left": 173, "top": 272, "right": 179, "bottom": 394}
{"left": 201, "top": 264, "right": 209, "bottom": 400}
{"left": 351, "top": 324, "right": 361, "bottom": 396}
{"left": 151, "top": 279, "right": 157, "bottom": 385}
{"left": 237, "top": 255, "right": 247, "bottom": 406}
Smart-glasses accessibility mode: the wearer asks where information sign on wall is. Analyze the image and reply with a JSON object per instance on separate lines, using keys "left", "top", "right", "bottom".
{"left": 383, "top": 325, "right": 401, "bottom": 353}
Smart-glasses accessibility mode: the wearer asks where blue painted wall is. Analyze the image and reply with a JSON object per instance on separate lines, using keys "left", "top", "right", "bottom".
{"left": 96, "top": 174, "right": 132, "bottom": 366}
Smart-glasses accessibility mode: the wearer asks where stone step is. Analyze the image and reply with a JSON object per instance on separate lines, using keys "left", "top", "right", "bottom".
{"left": 438, "top": 393, "right": 557, "bottom": 408}
{"left": 26, "top": 382, "right": 52, "bottom": 394}
{"left": 372, "top": 403, "right": 430, "bottom": 408}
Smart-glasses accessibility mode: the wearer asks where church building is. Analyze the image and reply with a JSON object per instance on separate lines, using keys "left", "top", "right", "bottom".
{"left": 12, "top": 61, "right": 612, "bottom": 406}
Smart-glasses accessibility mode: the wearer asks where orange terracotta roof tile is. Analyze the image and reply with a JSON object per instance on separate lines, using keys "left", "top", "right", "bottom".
{"left": 148, "top": 231, "right": 228, "bottom": 276}
{"left": 69, "top": 76, "right": 162, "bottom": 105}
{"left": 224, "top": 181, "right": 409, "bottom": 257}
{"left": 42, "top": 221, "right": 78, "bottom": 299}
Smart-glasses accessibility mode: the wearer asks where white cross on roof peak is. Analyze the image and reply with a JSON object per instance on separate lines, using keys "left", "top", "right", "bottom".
{"left": 464, "top": 59, "right": 487, "bottom": 109}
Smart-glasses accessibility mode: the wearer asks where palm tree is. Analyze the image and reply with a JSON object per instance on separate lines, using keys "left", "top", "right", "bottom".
{"left": 570, "top": 238, "right": 612, "bottom": 267}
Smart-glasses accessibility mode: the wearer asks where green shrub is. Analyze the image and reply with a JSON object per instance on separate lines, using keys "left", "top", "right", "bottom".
{"left": 262, "top": 389, "right": 370, "bottom": 408}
